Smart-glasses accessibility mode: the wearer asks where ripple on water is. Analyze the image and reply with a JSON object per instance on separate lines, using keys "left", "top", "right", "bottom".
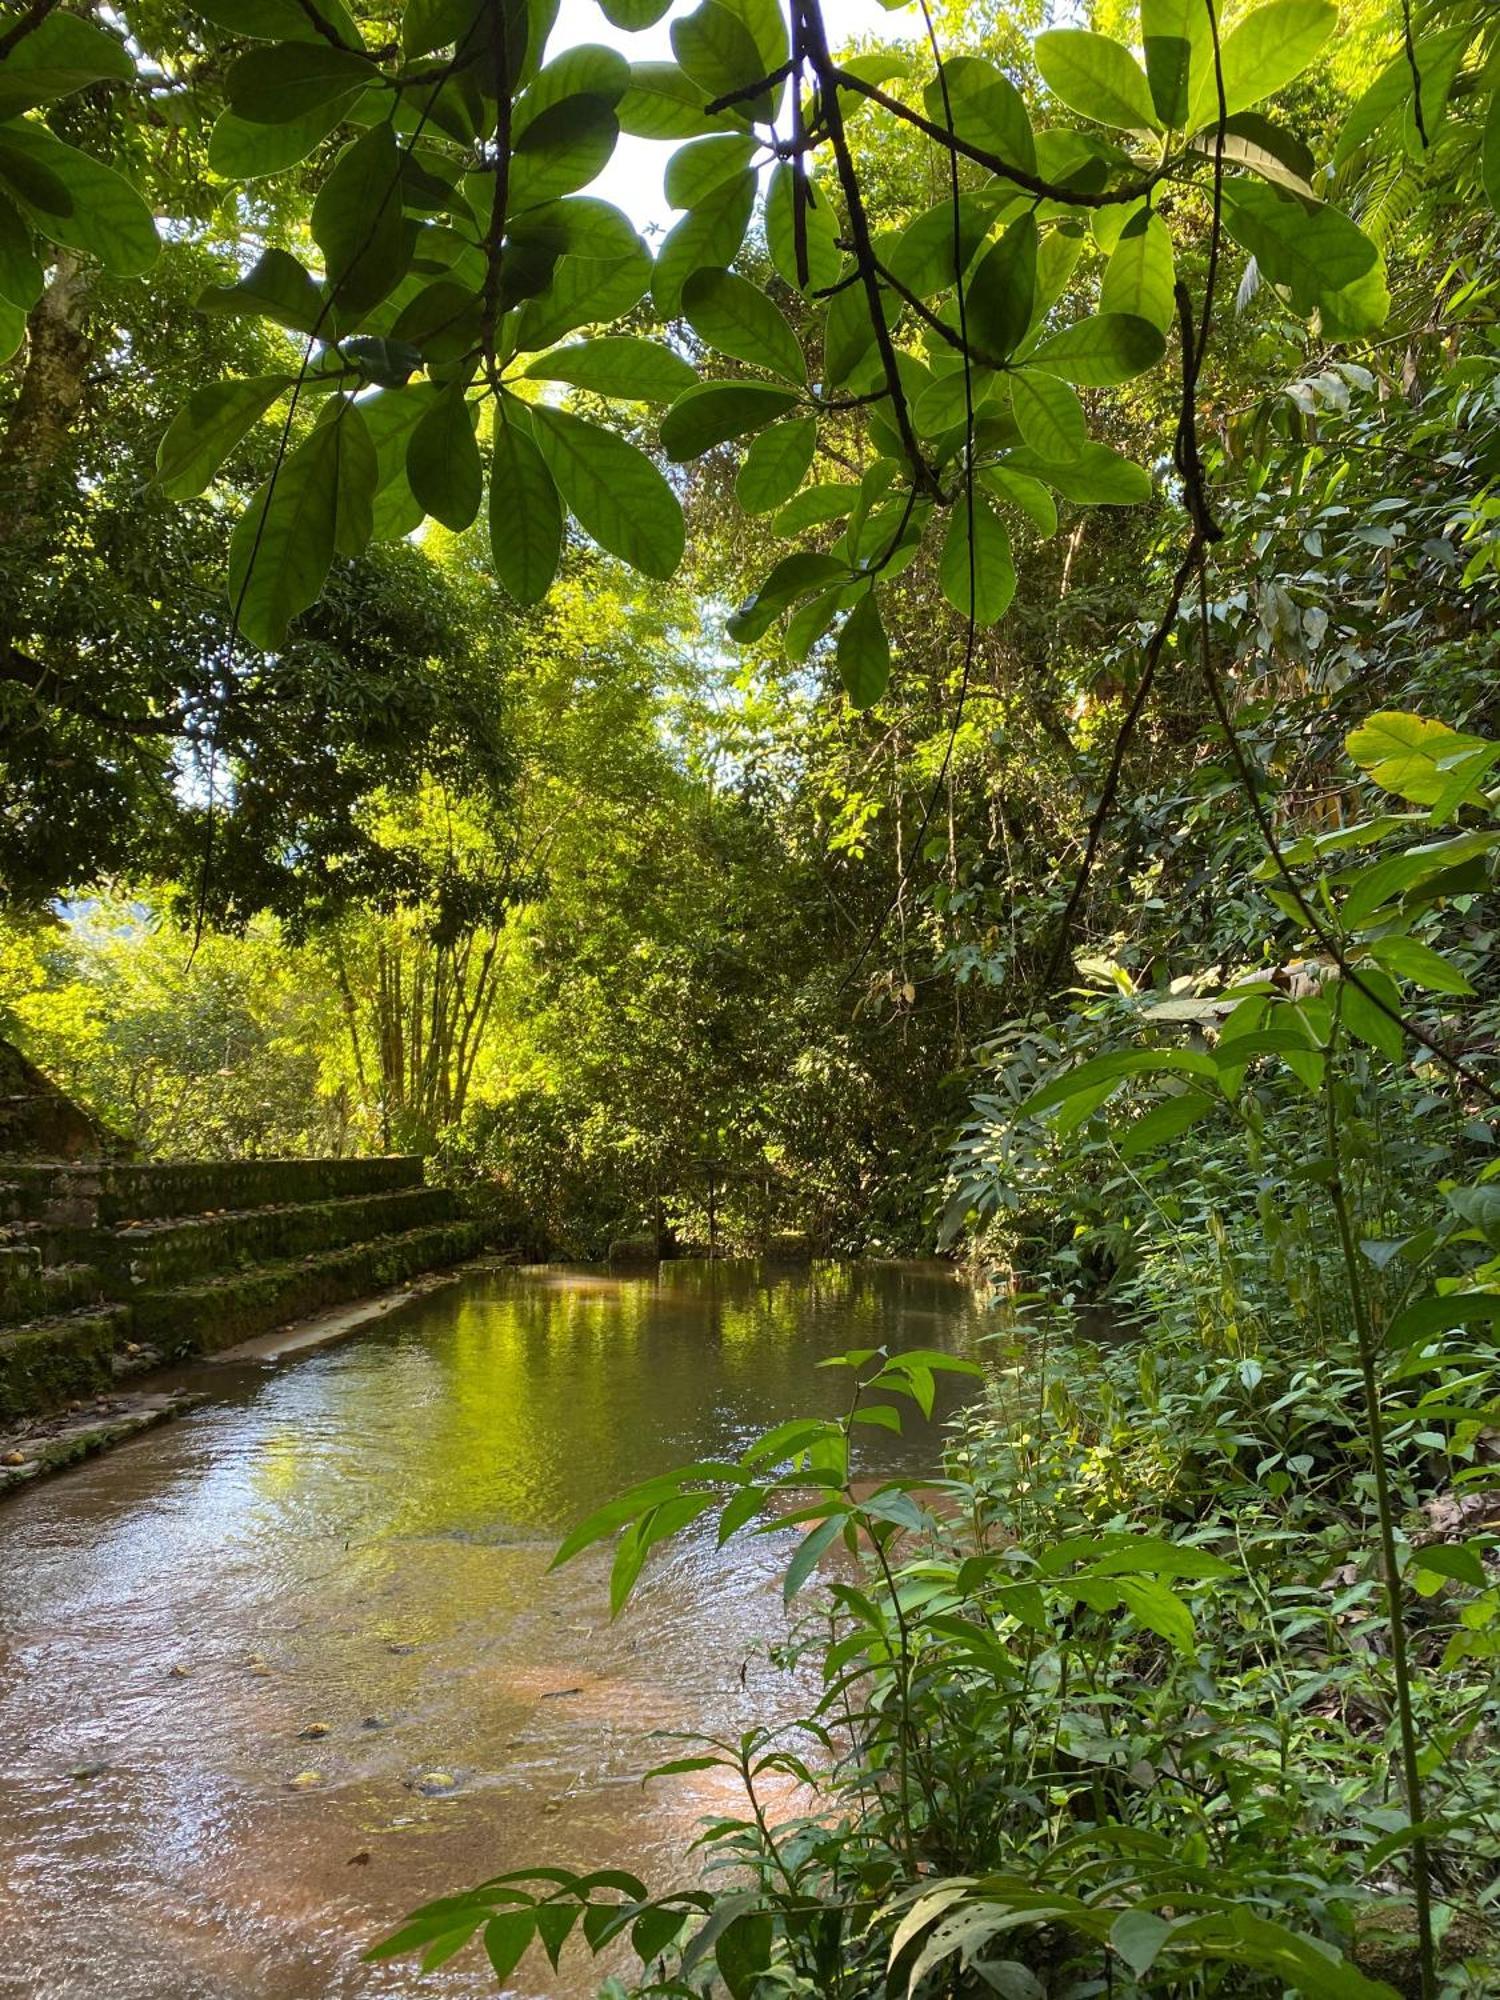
{"left": 0, "top": 1259, "right": 982, "bottom": 1999}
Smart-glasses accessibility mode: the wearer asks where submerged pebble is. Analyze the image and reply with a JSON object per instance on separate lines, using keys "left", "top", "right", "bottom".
{"left": 298, "top": 1721, "right": 332, "bottom": 1740}
{"left": 413, "top": 1770, "right": 458, "bottom": 1795}
{"left": 287, "top": 1770, "right": 323, "bottom": 1790}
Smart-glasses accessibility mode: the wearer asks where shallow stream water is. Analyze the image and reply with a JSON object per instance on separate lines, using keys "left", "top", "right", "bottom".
{"left": 0, "top": 1259, "right": 984, "bottom": 2000}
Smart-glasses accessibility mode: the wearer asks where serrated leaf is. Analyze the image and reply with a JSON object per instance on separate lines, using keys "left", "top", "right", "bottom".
{"left": 156, "top": 374, "right": 292, "bottom": 501}
{"left": 1034, "top": 29, "right": 1160, "bottom": 132}
{"left": 682, "top": 266, "right": 805, "bottom": 382}
{"left": 490, "top": 408, "right": 562, "bottom": 605}
{"left": 940, "top": 492, "right": 1015, "bottom": 627}
{"left": 837, "top": 590, "right": 889, "bottom": 708}
{"left": 532, "top": 404, "right": 684, "bottom": 579}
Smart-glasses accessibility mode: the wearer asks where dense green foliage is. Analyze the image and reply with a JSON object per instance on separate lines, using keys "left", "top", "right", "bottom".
{"left": 6, "top": 0, "right": 1500, "bottom": 1992}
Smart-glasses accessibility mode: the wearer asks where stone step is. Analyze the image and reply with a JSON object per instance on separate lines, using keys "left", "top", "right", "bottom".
{"left": 129, "top": 1219, "right": 487, "bottom": 1357}
{"left": 0, "top": 1306, "right": 131, "bottom": 1423}
{"left": 0, "top": 1248, "right": 105, "bottom": 1328}
{"left": 0, "top": 1155, "right": 427, "bottom": 1227}
{"left": 106, "top": 1185, "right": 458, "bottom": 1289}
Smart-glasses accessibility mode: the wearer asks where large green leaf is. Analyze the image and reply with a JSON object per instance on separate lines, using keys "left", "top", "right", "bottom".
{"left": 198, "top": 246, "right": 325, "bottom": 335}
{"left": 660, "top": 381, "right": 801, "bottom": 460}
{"left": 407, "top": 382, "right": 481, "bottom": 531}
{"left": 512, "top": 236, "right": 652, "bottom": 348}
{"left": 837, "top": 590, "right": 890, "bottom": 708}
{"left": 509, "top": 94, "right": 620, "bottom": 207}
{"left": 672, "top": 0, "right": 780, "bottom": 124}
{"left": 1, "top": 123, "right": 158, "bottom": 276}
{"left": 363, "top": 381, "right": 437, "bottom": 540}
{"left": 727, "top": 549, "right": 849, "bottom": 641}
{"left": 735, "top": 416, "right": 817, "bottom": 514}
{"left": 0, "top": 291, "right": 23, "bottom": 363}
{"left": 192, "top": 0, "right": 364, "bottom": 42}
{"left": 209, "top": 95, "right": 358, "bottom": 179}
{"left": 1484, "top": 84, "right": 1500, "bottom": 218}
{"left": 1188, "top": 112, "right": 1316, "bottom": 195}
{"left": 226, "top": 40, "right": 376, "bottom": 125}
{"left": 666, "top": 134, "right": 758, "bottom": 210}
{"left": 513, "top": 45, "right": 630, "bottom": 137}
{"left": 1193, "top": 0, "right": 1337, "bottom": 126}
{"left": 1026, "top": 312, "right": 1165, "bottom": 386}
{"left": 1006, "top": 440, "right": 1151, "bottom": 504}
{"left": 967, "top": 213, "right": 1037, "bottom": 364}
{"left": 0, "top": 12, "right": 133, "bottom": 118}
{"left": 616, "top": 61, "right": 740, "bottom": 139}
{"left": 764, "top": 162, "right": 841, "bottom": 294}
{"left": 597, "top": 0, "right": 673, "bottom": 27}
{"left": 1033, "top": 30, "right": 1160, "bottom": 132}
{"left": 0, "top": 189, "right": 43, "bottom": 308}
{"left": 155, "top": 374, "right": 292, "bottom": 501}
{"left": 1140, "top": 0, "right": 1211, "bottom": 129}
{"left": 1099, "top": 204, "right": 1173, "bottom": 329}
{"left": 1221, "top": 181, "right": 1379, "bottom": 316}
{"left": 490, "top": 407, "right": 563, "bottom": 605}
{"left": 228, "top": 415, "right": 346, "bottom": 649}
{"left": 531, "top": 404, "right": 684, "bottom": 578}
{"left": 525, "top": 335, "right": 696, "bottom": 402}
{"left": 923, "top": 56, "right": 1035, "bottom": 174}
{"left": 886, "top": 192, "right": 998, "bottom": 300}
{"left": 940, "top": 492, "right": 1015, "bottom": 627}
{"left": 312, "top": 123, "right": 409, "bottom": 318}
{"left": 652, "top": 170, "right": 756, "bottom": 316}
{"left": 682, "top": 267, "right": 805, "bottom": 383}
{"left": 1008, "top": 369, "right": 1086, "bottom": 461}
{"left": 978, "top": 464, "right": 1057, "bottom": 536}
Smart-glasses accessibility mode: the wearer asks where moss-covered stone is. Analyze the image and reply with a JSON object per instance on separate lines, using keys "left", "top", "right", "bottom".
{"left": 131, "top": 1220, "right": 487, "bottom": 1356}
{"left": 105, "top": 1186, "right": 456, "bottom": 1288}
{"left": 0, "top": 1310, "right": 123, "bottom": 1422}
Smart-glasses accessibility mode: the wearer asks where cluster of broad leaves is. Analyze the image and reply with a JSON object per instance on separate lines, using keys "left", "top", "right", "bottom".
{"left": 115, "top": 0, "right": 1393, "bottom": 693}
{"left": 1017, "top": 708, "right": 1500, "bottom": 1156}
{"left": 373, "top": 1344, "right": 1406, "bottom": 1997}
{"left": 0, "top": 9, "right": 159, "bottom": 355}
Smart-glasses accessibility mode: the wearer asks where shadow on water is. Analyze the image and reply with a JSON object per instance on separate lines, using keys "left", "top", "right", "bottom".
{"left": 0, "top": 1259, "right": 986, "bottom": 2000}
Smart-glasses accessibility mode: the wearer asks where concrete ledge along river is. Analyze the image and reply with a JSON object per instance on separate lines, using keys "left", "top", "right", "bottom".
{"left": 0, "top": 1259, "right": 984, "bottom": 2000}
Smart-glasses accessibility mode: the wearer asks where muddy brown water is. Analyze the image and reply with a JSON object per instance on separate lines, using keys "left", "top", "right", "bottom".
{"left": 0, "top": 1259, "right": 985, "bottom": 2000}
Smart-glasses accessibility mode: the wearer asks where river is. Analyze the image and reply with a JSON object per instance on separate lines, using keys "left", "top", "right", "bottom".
{"left": 0, "top": 1259, "right": 985, "bottom": 2000}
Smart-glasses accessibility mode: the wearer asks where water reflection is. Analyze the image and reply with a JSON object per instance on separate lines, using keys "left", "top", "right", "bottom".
{"left": 0, "top": 1260, "right": 982, "bottom": 2000}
